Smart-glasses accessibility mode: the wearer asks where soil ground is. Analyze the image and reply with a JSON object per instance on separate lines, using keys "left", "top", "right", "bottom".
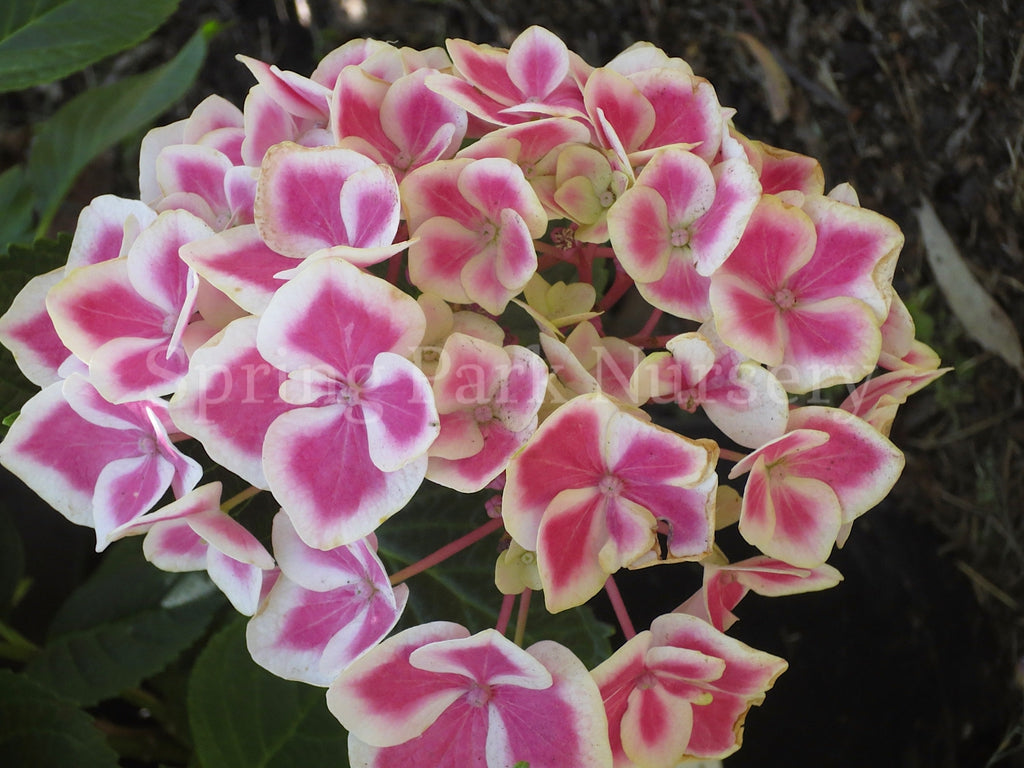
{"left": 3, "top": 0, "right": 1023, "bottom": 765}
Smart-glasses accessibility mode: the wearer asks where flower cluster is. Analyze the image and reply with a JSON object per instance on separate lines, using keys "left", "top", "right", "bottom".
{"left": 0, "top": 26, "right": 946, "bottom": 766}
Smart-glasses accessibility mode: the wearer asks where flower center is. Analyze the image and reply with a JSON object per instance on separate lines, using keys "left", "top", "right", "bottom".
{"left": 480, "top": 221, "right": 497, "bottom": 242}
{"left": 137, "top": 435, "right": 158, "bottom": 456}
{"left": 465, "top": 682, "right": 493, "bottom": 708}
{"left": 473, "top": 404, "right": 494, "bottom": 423}
{"left": 393, "top": 150, "right": 412, "bottom": 170}
{"left": 670, "top": 227, "right": 691, "bottom": 248}
{"left": 598, "top": 474, "right": 624, "bottom": 497}
{"left": 598, "top": 189, "right": 616, "bottom": 208}
{"left": 772, "top": 287, "right": 797, "bottom": 310}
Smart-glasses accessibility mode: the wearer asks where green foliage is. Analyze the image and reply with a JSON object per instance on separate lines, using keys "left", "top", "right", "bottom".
{"left": 0, "top": 670, "right": 120, "bottom": 767}
{"left": 377, "top": 482, "right": 614, "bottom": 669}
{"left": 23, "top": 539, "right": 224, "bottom": 706}
{"left": 0, "top": 0, "right": 179, "bottom": 92}
{"left": 0, "top": 505, "right": 24, "bottom": 616}
{"left": 0, "top": 166, "right": 34, "bottom": 249}
{"left": 27, "top": 30, "right": 207, "bottom": 237}
{"left": 188, "top": 620, "right": 350, "bottom": 768}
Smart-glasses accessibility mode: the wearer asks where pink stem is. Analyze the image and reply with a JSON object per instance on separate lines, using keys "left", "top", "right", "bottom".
{"left": 604, "top": 575, "right": 636, "bottom": 640}
{"left": 513, "top": 588, "right": 532, "bottom": 646}
{"left": 390, "top": 516, "right": 504, "bottom": 586}
{"left": 598, "top": 262, "right": 635, "bottom": 311}
{"left": 495, "top": 592, "right": 516, "bottom": 636}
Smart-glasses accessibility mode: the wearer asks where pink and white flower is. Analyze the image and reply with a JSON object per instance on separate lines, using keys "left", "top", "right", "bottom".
{"left": 327, "top": 622, "right": 613, "bottom": 767}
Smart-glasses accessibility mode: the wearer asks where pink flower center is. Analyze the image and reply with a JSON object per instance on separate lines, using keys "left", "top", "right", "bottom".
{"left": 480, "top": 221, "right": 497, "bottom": 242}
{"left": 464, "top": 682, "right": 493, "bottom": 708}
{"left": 137, "top": 435, "right": 158, "bottom": 456}
{"left": 473, "top": 404, "right": 494, "bottom": 423}
{"left": 598, "top": 473, "right": 624, "bottom": 497}
{"left": 635, "top": 670, "right": 659, "bottom": 691}
{"left": 599, "top": 189, "right": 616, "bottom": 208}
{"left": 772, "top": 287, "right": 797, "bottom": 310}
{"left": 670, "top": 227, "right": 691, "bottom": 248}
{"left": 675, "top": 387, "right": 701, "bottom": 413}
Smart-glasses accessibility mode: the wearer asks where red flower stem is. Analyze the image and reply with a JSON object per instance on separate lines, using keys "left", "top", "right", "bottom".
{"left": 719, "top": 448, "right": 749, "bottom": 463}
{"left": 221, "top": 486, "right": 261, "bottom": 513}
{"left": 386, "top": 251, "right": 403, "bottom": 285}
{"left": 495, "top": 592, "right": 516, "bottom": 636}
{"left": 598, "top": 263, "right": 635, "bottom": 311}
{"left": 604, "top": 575, "right": 636, "bottom": 640}
{"left": 633, "top": 308, "right": 663, "bottom": 341}
{"left": 389, "top": 516, "right": 504, "bottom": 586}
{"left": 513, "top": 588, "right": 532, "bottom": 647}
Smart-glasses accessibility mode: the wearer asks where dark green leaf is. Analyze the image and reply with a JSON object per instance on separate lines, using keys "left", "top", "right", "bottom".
{"left": 377, "top": 482, "right": 614, "bottom": 668}
{"left": 0, "top": 669, "right": 119, "bottom": 767}
{"left": 0, "top": 165, "right": 34, "bottom": 253}
{"left": 28, "top": 30, "right": 206, "bottom": 229}
{"left": 189, "top": 620, "right": 349, "bottom": 768}
{"left": 0, "top": 505, "right": 24, "bottom": 615}
{"left": 22, "top": 539, "right": 224, "bottom": 706}
{"left": 0, "top": 0, "right": 179, "bottom": 92}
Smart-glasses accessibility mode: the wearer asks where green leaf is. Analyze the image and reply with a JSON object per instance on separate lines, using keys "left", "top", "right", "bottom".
{"left": 189, "top": 620, "right": 350, "bottom": 768}
{"left": 0, "top": 165, "right": 34, "bottom": 253}
{"left": 27, "top": 29, "right": 206, "bottom": 232}
{"left": 377, "top": 482, "right": 614, "bottom": 668}
{"left": 22, "top": 539, "right": 224, "bottom": 706}
{"left": 0, "top": 670, "right": 119, "bottom": 767}
{"left": 0, "top": 0, "right": 179, "bottom": 92}
{"left": 0, "top": 505, "right": 25, "bottom": 615}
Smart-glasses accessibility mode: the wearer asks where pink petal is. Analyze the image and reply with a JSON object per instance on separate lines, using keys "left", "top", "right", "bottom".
{"left": 775, "top": 296, "right": 882, "bottom": 392}
{"left": 445, "top": 38, "right": 519, "bottom": 105}
{"left": 380, "top": 69, "right": 467, "bottom": 171}
{"left": 180, "top": 225, "right": 294, "bottom": 315}
{"left": 457, "top": 157, "right": 547, "bottom": 237}
{"left": 143, "top": 519, "right": 208, "bottom": 571}
{"left": 46, "top": 258, "right": 168, "bottom": 363}
{"left": 607, "top": 185, "right": 672, "bottom": 283}
{"left": 246, "top": 573, "right": 407, "bottom": 684}
{"left": 536, "top": 487, "right": 629, "bottom": 612}
{"left": 502, "top": 394, "right": 609, "bottom": 551}
{"left": 255, "top": 142, "right": 377, "bottom": 258}
{"left": 66, "top": 194, "right": 156, "bottom": 270}
{"left": 0, "top": 382, "right": 122, "bottom": 526}
{"left": 633, "top": 70, "right": 723, "bottom": 161}
{"left": 792, "top": 195, "right": 903, "bottom": 320}
{"left": 0, "top": 268, "right": 72, "bottom": 386}
{"left": 406, "top": 216, "right": 480, "bottom": 305}
{"left": 237, "top": 55, "right": 331, "bottom": 120}
{"left": 359, "top": 351, "right": 440, "bottom": 472}
{"left": 620, "top": 682, "right": 695, "bottom": 767}
{"left": 126, "top": 210, "right": 212, "bottom": 316}
{"left": 785, "top": 406, "right": 905, "bottom": 522}
{"left": 259, "top": 258, "right": 424, "bottom": 376}
{"left": 169, "top": 316, "right": 294, "bottom": 489}
{"left": 155, "top": 145, "right": 232, "bottom": 217}
{"left": 327, "top": 621, "right": 472, "bottom": 746}
{"left": 688, "top": 157, "right": 762, "bottom": 276}
{"left": 271, "top": 511, "right": 388, "bottom": 592}
{"left": 330, "top": 65, "right": 394, "bottom": 155}
{"left": 263, "top": 405, "right": 426, "bottom": 549}
{"left": 584, "top": 67, "right": 655, "bottom": 155}
{"left": 738, "top": 458, "right": 843, "bottom": 567}
{"left": 505, "top": 26, "right": 570, "bottom": 100}
{"left": 339, "top": 164, "right": 400, "bottom": 248}
{"left": 91, "top": 453, "right": 175, "bottom": 548}
{"left": 206, "top": 549, "right": 265, "bottom": 615}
